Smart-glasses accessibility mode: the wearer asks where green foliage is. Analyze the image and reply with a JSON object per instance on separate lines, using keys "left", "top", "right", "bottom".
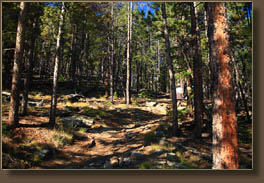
{"left": 51, "top": 130, "right": 73, "bottom": 148}
{"left": 138, "top": 160, "right": 154, "bottom": 169}
{"left": 114, "top": 91, "right": 118, "bottom": 99}
{"left": 2, "top": 124, "right": 9, "bottom": 135}
{"left": 81, "top": 107, "right": 108, "bottom": 118}
{"left": 104, "top": 101, "right": 112, "bottom": 107}
{"left": 58, "top": 74, "right": 66, "bottom": 82}
{"left": 131, "top": 96, "right": 138, "bottom": 105}
{"left": 138, "top": 90, "right": 153, "bottom": 98}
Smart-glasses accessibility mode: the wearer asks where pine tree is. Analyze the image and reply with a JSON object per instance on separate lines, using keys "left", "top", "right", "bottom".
{"left": 49, "top": 2, "right": 66, "bottom": 126}
{"left": 8, "top": 2, "right": 28, "bottom": 128}
{"left": 206, "top": 2, "right": 239, "bottom": 169}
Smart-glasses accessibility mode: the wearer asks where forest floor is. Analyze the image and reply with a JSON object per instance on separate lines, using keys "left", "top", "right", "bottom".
{"left": 1, "top": 79, "right": 252, "bottom": 169}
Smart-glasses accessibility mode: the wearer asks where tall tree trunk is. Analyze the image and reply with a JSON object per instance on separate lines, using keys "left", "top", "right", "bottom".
{"left": 69, "top": 25, "right": 76, "bottom": 82}
{"left": 49, "top": 3, "right": 65, "bottom": 126}
{"left": 206, "top": 2, "right": 239, "bottom": 169}
{"left": 190, "top": 2, "right": 204, "bottom": 139}
{"left": 157, "top": 40, "right": 161, "bottom": 93}
{"left": 126, "top": 2, "right": 132, "bottom": 105}
{"left": 161, "top": 3, "right": 179, "bottom": 136}
{"left": 8, "top": 2, "right": 28, "bottom": 128}
{"left": 21, "top": 17, "right": 38, "bottom": 115}
{"left": 110, "top": 2, "right": 114, "bottom": 103}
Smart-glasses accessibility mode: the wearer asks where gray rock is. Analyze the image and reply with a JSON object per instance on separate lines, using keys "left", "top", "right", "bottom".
{"left": 119, "top": 157, "right": 132, "bottom": 167}
{"left": 37, "top": 149, "right": 53, "bottom": 160}
{"left": 131, "top": 151, "right": 146, "bottom": 161}
{"left": 61, "top": 115, "right": 94, "bottom": 128}
{"left": 77, "top": 115, "right": 94, "bottom": 127}
{"left": 103, "top": 161, "right": 112, "bottom": 169}
{"left": 154, "top": 130, "right": 164, "bottom": 137}
{"left": 61, "top": 116, "right": 82, "bottom": 128}
{"left": 156, "top": 160, "right": 167, "bottom": 165}
{"left": 166, "top": 152, "right": 177, "bottom": 161}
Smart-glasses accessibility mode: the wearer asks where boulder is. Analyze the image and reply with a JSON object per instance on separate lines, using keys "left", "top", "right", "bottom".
{"left": 61, "top": 115, "right": 94, "bottom": 128}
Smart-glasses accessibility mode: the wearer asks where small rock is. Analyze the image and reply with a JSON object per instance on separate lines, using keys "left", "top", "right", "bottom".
{"left": 88, "top": 139, "right": 96, "bottom": 148}
{"left": 103, "top": 161, "right": 112, "bottom": 169}
{"left": 131, "top": 151, "right": 146, "bottom": 161}
{"left": 156, "top": 160, "right": 167, "bottom": 165}
{"left": 37, "top": 149, "right": 53, "bottom": 160}
{"left": 166, "top": 152, "right": 177, "bottom": 161}
{"left": 159, "top": 137, "right": 166, "bottom": 145}
{"left": 120, "top": 157, "right": 131, "bottom": 167}
{"left": 109, "top": 156, "right": 119, "bottom": 167}
{"left": 116, "top": 108, "right": 121, "bottom": 112}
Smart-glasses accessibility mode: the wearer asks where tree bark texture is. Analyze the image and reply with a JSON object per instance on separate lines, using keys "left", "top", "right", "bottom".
{"left": 206, "top": 2, "right": 239, "bottom": 169}
{"left": 190, "top": 2, "right": 204, "bottom": 139}
{"left": 49, "top": 3, "right": 65, "bottom": 126}
{"left": 8, "top": 2, "right": 28, "bottom": 127}
{"left": 161, "top": 3, "right": 179, "bottom": 136}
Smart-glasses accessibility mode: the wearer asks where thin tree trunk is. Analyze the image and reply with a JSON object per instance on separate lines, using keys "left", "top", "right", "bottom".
{"left": 8, "top": 2, "right": 28, "bottom": 128}
{"left": 49, "top": 3, "right": 65, "bottom": 126}
{"left": 69, "top": 25, "right": 76, "bottom": 82}
{"left": 21, "top": 17, "right": 38, "bottom": 115}
{"left": 126, "top": 2, "right": 132, "bottom": 105}
{"left": 161, "top": 3, "right": 179, "bottom": 136}
{"left": 157, "top": 40, "right": 161, "bottom": 93}
{"left": 110, "top": 2, "right": 114, "bottom": 103}
{"left": 190, "top": 2, "right": 204, "bottom": 139}
{"left": 206, "top": 2, "right": 239, "bottom": 169}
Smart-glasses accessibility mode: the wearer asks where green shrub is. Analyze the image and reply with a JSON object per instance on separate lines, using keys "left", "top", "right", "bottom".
{"left": 58, "top": 74, "right": 66, "bottom": 82}
{"left": 138, "top": 161, "right": 154, "bottom": 169}
{"left": 138, "top": 90, "right": 152, "bottom": 98}
{"left": 114, "top": 92, "right": 118, "bottom": 99}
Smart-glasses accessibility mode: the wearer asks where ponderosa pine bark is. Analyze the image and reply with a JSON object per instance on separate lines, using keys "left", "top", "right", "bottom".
{"left": 206, "top": 2, "right": 239, "bottom": 169}
{"left": 126, "top": 2, "right": 132, "bottom": 105}
{"left": 49, "top": 2, "right": 65, "bottom": 126}
{"left": 8, "top": 2, "right": 28, "bottom": 127}
{"left": 190, "top": 2, "right": 204, "bottom": 139}
{"left": 161, "top": 3, "right": 179, "bottom": 136}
